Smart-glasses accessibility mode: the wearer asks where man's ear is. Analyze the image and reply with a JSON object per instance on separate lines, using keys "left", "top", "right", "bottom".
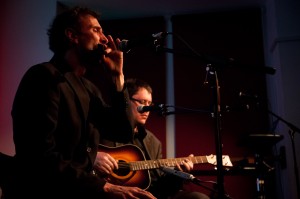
{"left": 65, "top": 28, "right": 78, "bottom": 43}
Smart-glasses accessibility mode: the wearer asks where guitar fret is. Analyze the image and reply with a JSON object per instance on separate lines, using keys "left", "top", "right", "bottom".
{"left": 150, "top": 160, "right": 159, "bottom": 169}
{"left": 127, "top": 155, "right": 210, "bottom": 171}
{"left": 131, "top": 163, "right": 137, "bottom": 170}
{"left": 132, "top": 160, "right": 159, "bottom": 170}
{"left": 149, "top": 160, "right": 154, "bottom": 169}
{"left": 175, "top": 158, "right": 181, "bottom": 166}
{"left": 145, "top": 161, "right": 149, "bottom": 169}
{"left": 153, "top": 162, "right": 157, "bottom": 168}
{"left": 195, "top": 156, "right": 203, "bottom": 163}
{"left": 140, "top": 161, "right": 145, "bottom": 170}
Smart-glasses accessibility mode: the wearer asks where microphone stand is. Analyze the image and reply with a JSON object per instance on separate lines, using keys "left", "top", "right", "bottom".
{"left": 155, "top": 45, "right": 228, "bottom": 199}
{"left": 267, "top": 110, "right": 300, "bottom": 199}
{"left": 158, "top": 65, "right": 226, "bottom": 199}
{"left": 154, "top": 36, "right": 276, "bottom": 198}
{"left": 207, "top": 64, "right": 225, "bottom": 199}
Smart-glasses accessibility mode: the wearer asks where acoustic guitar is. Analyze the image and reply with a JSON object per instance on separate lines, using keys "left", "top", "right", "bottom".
{"left": 97, "top": 144, "right": 232, "bottom": 189}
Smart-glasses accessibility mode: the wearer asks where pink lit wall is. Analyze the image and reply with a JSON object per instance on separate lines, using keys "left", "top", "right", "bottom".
{"left": 0, "top": 0, "right": 55, "bottom": 155}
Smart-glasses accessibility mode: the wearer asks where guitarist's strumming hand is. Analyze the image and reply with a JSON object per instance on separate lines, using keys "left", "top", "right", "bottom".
{"left": 94, "top": 152, "right": 118, "bottom": 175}
{"left": 175, "top": 154, "right": 194, "bottom": 173}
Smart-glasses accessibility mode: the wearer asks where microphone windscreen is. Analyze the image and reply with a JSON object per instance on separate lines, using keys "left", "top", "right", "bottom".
{"left": 118, "top": 40, "right": 129, "bottom": 52}
{"left": 137, "top": 106, "right": 144, "bottom": 113}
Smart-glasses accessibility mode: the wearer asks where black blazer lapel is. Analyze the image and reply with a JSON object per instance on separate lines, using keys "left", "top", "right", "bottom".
{"left": 64, "top": 72, "right": 90, "bottom": 120}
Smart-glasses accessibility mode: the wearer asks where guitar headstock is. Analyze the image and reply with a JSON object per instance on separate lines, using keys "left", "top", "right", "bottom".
{"left": 206, "top": 154, "right": 233, "bottom": 167}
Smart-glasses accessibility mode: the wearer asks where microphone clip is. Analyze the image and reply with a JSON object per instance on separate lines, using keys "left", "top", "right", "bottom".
{"left": 160, "top": 166, "right": 196, "bottom": 181}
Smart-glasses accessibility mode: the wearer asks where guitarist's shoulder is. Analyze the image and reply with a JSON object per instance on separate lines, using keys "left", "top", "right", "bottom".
{"left": 144, "top": 129, "right": 161, "bottom": 145}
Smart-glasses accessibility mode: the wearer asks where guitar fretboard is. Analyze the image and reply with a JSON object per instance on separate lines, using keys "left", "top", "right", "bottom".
{"left": 129, "top": 156, "right": 208, "bottom": 171}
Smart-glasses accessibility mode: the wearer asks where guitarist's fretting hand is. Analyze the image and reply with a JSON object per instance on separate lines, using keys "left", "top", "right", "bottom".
{"left": 94, "top": 152, "right": 118, "bottom": 175}
{"left": 175, "top": 154, "right": 194, "bottom": 172}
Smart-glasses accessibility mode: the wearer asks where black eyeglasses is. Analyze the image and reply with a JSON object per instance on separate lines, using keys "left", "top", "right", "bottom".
{"left": 130, "top": 97, "right": 153, "bottom": 106}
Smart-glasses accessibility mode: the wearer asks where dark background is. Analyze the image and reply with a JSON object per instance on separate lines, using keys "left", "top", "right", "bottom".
{"left": 93, "top": 8, "right": 276, "bottom": 199}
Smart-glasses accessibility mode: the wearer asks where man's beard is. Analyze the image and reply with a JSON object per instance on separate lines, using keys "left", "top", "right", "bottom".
{"left": 79, "top": 44, "right": 106, "bottom": 67}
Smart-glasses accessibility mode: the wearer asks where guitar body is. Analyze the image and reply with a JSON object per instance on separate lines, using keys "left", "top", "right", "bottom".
{"left": 98, "top": 144, "right": 151, "bottom": 189}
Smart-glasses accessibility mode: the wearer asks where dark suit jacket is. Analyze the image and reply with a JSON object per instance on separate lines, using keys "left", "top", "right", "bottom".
{"left": 10, "top": 55, "right": 133, "bottom": 199}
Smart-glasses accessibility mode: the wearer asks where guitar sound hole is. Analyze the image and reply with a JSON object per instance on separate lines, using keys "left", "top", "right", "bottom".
{"left": 115, "top": 160, "right": 130, "bottom": 176}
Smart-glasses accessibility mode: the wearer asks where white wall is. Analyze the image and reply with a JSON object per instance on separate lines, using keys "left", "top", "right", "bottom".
{"left": 0, "top": 0, "right": 56, "bottom": 155}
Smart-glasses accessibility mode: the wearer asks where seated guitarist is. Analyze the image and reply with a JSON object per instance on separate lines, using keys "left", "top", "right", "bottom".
{"left": 94, "top": 78, "right": 210, "bottom": 199}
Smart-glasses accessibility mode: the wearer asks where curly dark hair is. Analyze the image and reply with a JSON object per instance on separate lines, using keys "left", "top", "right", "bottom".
{"left": 126, "top": 78, "right": 153, "bottom": 98}
{"left": 47, "top": 6, "right": 100, "bottom": 54}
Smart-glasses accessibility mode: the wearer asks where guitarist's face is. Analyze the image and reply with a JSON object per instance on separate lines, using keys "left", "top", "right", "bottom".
{"left": 130, "top": 87, "right": 152, "bottom": 126}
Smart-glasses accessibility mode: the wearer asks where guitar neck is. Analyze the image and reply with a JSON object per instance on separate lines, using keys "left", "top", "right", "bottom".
{"left": 98, "top": 144, "right": 232, "bottom": 172}
{"left": 130, "top": 156, "right": 208, "bottom": 171}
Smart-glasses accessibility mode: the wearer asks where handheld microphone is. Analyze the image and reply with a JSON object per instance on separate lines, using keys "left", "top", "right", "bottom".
{"left": 118, "top": 32, "right": 167, "bottom": 53}
{"left": 160, "top": 166, "right": 196, "bottom": 181}
{"left": 137, "top": 104, "right": 165, "bottom": 113}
